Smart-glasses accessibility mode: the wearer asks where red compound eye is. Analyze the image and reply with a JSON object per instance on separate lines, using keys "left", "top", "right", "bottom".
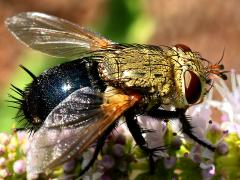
{"left": 175, "top": 44, "right": 192, "bottom": 52}
{"left": 184, "top": 71, "right": 202, "bottom": 104}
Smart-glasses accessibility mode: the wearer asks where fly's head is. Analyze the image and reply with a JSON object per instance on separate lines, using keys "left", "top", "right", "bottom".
{"left": 167, "top": 44, "right": 227, "bottom": 109}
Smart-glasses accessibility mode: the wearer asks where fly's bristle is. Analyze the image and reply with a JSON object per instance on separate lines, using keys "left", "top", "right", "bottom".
{"left": 7, "top": 105, "right": 20, "bottom": 109}
{"left": 10, "top": 84, "right": 23, "bottom": 95}
{"left": 19, "top": 65, "right": 36, "bottom": 79}
{"left": 7, "top": 84, "right": 34, "bottom": 133}
{"left": 8, "top": 84, "right": 24, "bottom": 110}
{"left": 7, "top": 101, "right": 22, "bottom": 106}
{"left": 15, "top": 116, "right": 37, "bottom": 135}
{"left": 8, "top": 94, "right": 21, "bottom": 101}
{"left": 17, "top": 116, "right": 27, "bottom": 123}
{"left": 15, "top": 112, "right": 24, "bottom": 119}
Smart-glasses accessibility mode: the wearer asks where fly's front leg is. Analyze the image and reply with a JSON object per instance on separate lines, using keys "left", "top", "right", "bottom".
{"left": 176, "top": 108, "right": 215, "bottom": 151}
{"left": 125, "top": 110, "right": 165, "bottom": 173}
{"left": 147, "top": 108, "right": 216, "bottom": 151}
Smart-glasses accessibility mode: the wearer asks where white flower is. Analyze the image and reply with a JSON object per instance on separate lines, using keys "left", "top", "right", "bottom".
{"left": 208, "top": 70, "right": 240, "bottom": 137}
{"left": 138, "top": 115, "right": 168, "bottom": 158}
{"left": 186, "top": 98, "right": 212, "bottom": 139}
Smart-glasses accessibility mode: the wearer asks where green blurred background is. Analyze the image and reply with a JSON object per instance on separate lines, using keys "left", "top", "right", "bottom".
{"left": 0, "top": 0, "right": 240, "bottom": 132}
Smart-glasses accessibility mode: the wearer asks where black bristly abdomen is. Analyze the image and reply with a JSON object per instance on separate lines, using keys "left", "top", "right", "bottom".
{"left": 14, "top": 59, "right": 106, "bottom": 131}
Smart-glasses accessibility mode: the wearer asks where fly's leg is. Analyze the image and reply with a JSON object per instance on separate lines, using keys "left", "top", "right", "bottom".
{"left": 147, "top": 108, "right": 216, "bottom": 151}
{"left": 176, "top": 108, "right": 215, "bottom": 151}
{"left": 125, "top": 110, "right": 165, "bottom": 174}
{"left": 79, "top": 122, "right": 117, "bottom": 176}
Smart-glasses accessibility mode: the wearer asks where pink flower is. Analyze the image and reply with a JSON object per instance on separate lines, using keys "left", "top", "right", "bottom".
{"left": 13, "top": 160, "right": 26, "bottom": 174}
{"left": 0, "top": 169, "right": 10, "bottom": 178}
{"left": 0, "top": 144, "right": 6, "bottom": 155}
{"left": 0, "top": 133, "right": 10, "bottom": 145}
{"left": 0, "top": 157, "right": 6, "bottom": 167}
{"left": 17, "top": 131, "right": 27, "bottom": 144}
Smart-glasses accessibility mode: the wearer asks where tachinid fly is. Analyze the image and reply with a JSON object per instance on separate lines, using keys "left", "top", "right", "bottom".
{"left": 5, "top": 12, "right": 227, "bottom": 179}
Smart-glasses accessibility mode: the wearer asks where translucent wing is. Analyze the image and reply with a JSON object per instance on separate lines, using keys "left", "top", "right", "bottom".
{"left": 5, "top": 12, "right": 113, "bottom": 59}
{"left": 26, "top": 87, "right": 140, "bottom": 179}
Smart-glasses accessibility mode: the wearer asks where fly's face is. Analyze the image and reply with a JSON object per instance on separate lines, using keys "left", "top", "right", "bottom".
{"left": 167, "top": 44, "right": 213, "bottom": 109}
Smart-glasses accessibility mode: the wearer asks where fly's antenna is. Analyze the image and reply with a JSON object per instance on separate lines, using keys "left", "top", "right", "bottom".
{"left": 208, "top": 49, "right": 228, "bottom": 80}
{"left": 217, "top": 47, "right": 225, "bottom": 65}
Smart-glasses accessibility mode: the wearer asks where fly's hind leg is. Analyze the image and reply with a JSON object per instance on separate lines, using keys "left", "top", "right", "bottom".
{"left": 125, "top": 110, "right": 165, "bottom": 174}
{"left": 79, "top": 122, "right": 117, "bottom": 176}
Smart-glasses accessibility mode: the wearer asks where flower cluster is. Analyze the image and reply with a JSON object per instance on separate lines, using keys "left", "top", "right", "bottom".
{"left": 0, "top": 131, "right": 27, "bottom": 179}
{"left": 97, "top": 133, "right": 135, "bottom": 180}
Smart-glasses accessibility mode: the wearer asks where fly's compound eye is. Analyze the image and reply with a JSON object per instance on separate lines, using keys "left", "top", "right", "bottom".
{"left": 175, "top": 44, "right": 192, "bottom": 53}
{"left": 184, "top": 71, "right": 202, "bottom": 104}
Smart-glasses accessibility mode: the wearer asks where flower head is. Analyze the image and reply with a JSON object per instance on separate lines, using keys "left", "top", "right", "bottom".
{"left": 208, "top": 70, "right": 240, "bottom": 137}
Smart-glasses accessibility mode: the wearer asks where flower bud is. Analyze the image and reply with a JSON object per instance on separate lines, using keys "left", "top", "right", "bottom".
{"left": 209, "top": 124, "right": 221, "bottom": 134}
{"left": 192, "top": 154, "right": 201, "bottom": 163}
{"left": 171, "top": 136, "right": 182, "bottom": 149}
{"left": 8, "top": 152, "right": 16, "bottom": 161}
{"left": 184, "top": 152, "right": 189, "bottom": 158}
{"left": 164, "top": 156, "right": 176, "bottom": 169}
{"left": 8, "top": 143, "right": 17, "bottom": 152}
{"left": 114, "top": 134, "right": 126, "bottom": 145}
{"left": 13, "top": 160, "right": 26, "bottom": 174}
{"left": 216, "top": 142, "right": 229, "bottom": 155}
{"left": 0, "top": 157, "right": 6, "bottom": 167}
{"left": 0, "top": 133, "right": 10, "bottom": 145}
{"left": 100, "top": 155, "right": 115, "bottom": 169}
{"left": 113, "top": 144, "right": 124, "bottom": 157}
{"left": 17, "top": 132, "right": 27, "bottom": 144}
{"left": 0, "top": 169, "right": 10, "bottom": 178}
{"left": 0, "top": 144, "right": 6, "bottom": 155}
{"left": 101, "top": 174, "right": 111, "bottom": 180}
{"left": 117, "top": 161, "right": 127, "bottom": 172}
{"left": 64, "top": 160, "right": 76, "bottom": 173}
